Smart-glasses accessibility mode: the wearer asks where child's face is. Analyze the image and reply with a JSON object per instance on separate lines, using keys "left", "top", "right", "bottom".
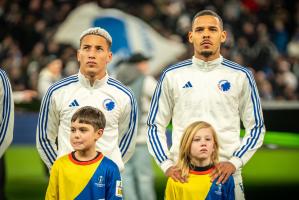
{"left": 70, "top": 119, "right": 102, "bottom": 152}
{"left": 190, "top": 127, "right": 215, "bottom": 166}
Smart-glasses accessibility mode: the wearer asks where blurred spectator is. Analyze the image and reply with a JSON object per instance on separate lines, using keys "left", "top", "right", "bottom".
{"left": 37, "top": 56, "right": 63, "bottom": 99}
{"left": 274, "top": 58, "right": 298, "bottom": 100}
{"left": 0, "top": 0, "right": 299, "bottom": 102}
{"left": 116, "top": 53, "right": 157, "bottom": 200}
{"left": 252, "top": 23, "right": 278, "bottom": 74}
{"left": 255, "top": 71, "right": 274, "bottom": 101}
{"left": 273, "top": 18, "right": 289, "bottom": 55}
{"left": 13, "top": 90, "right": 38, "bottom": 104}
{"left": 287, "top": 27, "right": 299, "bottom": 59}
{"left": 63, "top": 59, "right": 79, "bottom": 77}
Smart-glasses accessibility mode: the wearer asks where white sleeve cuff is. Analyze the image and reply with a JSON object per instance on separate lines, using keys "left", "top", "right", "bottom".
{"left": 229, "top": 156, "right": 243, "bottom": 170}
{"left": 161, "top": 159, "right": 175, "bottom": 174}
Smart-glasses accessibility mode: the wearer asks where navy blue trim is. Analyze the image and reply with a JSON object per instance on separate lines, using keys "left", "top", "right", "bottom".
{"left": 37, "top": 75, "right": 78, "bottom": 165}
{"left": 107, "top": 78, "right": 137, "bottom": 158}
{"left": 0, "top": 70, "right": 12, "bottom": 146}
{"left": 222, "top": 59, "right": 263, "bottom": 158}
{"left": 147, "top": 59, "right": 192, "bottom": 163}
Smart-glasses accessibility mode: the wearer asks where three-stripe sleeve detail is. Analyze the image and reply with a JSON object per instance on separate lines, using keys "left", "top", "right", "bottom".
{"left": 37, "top": 75, "right": 78, "bottom": 165}
{"left": 0, "top": 70, "right": 12, "bottom": 146}
{"left": 222, "top": 59, "right": 264, "bottom": 158}
{"left": 107, "top": 78, "right": 137, "bottom": 158}
{"left": 147, "top": 60, "right": 192, "bottom": 163}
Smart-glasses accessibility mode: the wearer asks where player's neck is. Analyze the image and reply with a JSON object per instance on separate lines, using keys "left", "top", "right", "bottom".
{"left": 195, "top": 51, "right": 220, "bottom": 62}
{"left": 74, "top": 149, "right": 98, "bottom": 161}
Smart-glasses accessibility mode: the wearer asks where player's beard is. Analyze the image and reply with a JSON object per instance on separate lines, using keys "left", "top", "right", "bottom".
{"left": 86, "top": 70, "right": 96, "bottom": 78}
{"left": 82, "top": 67, "right": 97, "bottom": 86}
{"left": 200, "top": 50, "right": 213, "bottom": 58}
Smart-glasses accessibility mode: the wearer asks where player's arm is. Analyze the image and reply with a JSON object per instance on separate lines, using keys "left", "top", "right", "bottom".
{"left": 211, "top": 70, "right": 265, "bottom": 184}
{"left": 144, "top": 76, "right": 157, "bottom": 99}
{"left": 36, "top": 89, "right": 59, "bottom": 169}
{"left": 231, "top": 70, "right": 265, "bottom": 169}
{"left": 118, "top": 91, "right": 138, "bottom": 164}
{"left": 0, "top": 70, "right": 14, "bottom": 157}
{"left": 147, "top": 73, "right": 174, "bottom": 173}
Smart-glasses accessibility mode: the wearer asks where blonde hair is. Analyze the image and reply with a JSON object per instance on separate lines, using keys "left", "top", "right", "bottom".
{"left": 176, "top": 121, "right": 219, "bottom": 178}
{"left": 79, "top": 27, "right": 112, "bottom": 48}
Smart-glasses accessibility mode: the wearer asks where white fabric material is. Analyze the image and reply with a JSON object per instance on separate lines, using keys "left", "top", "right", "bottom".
{"left": 38, "top": 68, "right": 62, "bottom": 99}
{"left": 0, "top": 69, "right": 14, "bottom": 158}
{"left": 36, "top": 71, "right": 137, "bottom": 171}
{"left": 232, "top": 170, "right": 246, "bottom": 200}
{"left": 54, "top": 2, "right": 186, "bottom": 76}
{"left": 136, "top": 76, "right": 157, "bottom": 144}
{"left": 147, "top": 56, "right": 265, "bottom": 173}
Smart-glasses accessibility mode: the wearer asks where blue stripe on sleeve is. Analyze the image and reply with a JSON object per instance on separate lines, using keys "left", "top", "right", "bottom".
{"left": 107, "top": 78, "right": 137, "bottom": 158}
{"left": 0, "top": 70, "right": 12, "bottom": 146}
{"left": 222, "top": 59, "right": 263, "bottom": 158}
{"left": 147, "top": 59, "right": 192, "bottom": 163}
{"left": 37, "top": 75, "right": 78, "bottom": 165}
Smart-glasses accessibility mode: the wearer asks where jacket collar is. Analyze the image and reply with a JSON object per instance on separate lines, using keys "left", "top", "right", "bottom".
{"left": 78, "top": 71, "right": 108, "bottom": 89}
{"left": 192, "top": 55, "right": 223, "bottom": 71}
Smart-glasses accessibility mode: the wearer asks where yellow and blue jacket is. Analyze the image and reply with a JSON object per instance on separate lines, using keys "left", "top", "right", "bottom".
{"left": 46, "top": 152, "right": 123, "bottom": 200}
{"left": 165, "top": 166, "right": 235, "bottom": 200}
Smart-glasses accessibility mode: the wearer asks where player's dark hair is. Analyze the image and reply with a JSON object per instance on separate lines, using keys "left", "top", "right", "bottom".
{"left": 71, "top": 106, "right": 106, "bottom": 130}
{"left": 192, "top": 10, "right": 223, "bottom": 30}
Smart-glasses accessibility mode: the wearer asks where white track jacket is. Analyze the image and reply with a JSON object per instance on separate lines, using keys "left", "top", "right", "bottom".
{"left": 36, "top": 72, "right": 137, "bottom": 171}
{"left": 147, "top": 56, "right": 265, "bottom": 173}
{"left": 0, "top": 69, "right": 14, "bottom": 158}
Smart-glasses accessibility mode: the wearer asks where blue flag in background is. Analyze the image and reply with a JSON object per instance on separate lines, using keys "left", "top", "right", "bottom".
{"left": 54, "top": 2, "right": 186, "bottom": 76}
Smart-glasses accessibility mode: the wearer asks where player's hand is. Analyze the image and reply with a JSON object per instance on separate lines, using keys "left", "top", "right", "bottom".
{"left": 165, "top": 166, "right": 186, "bottom": 183}
{"left": 210, "top": 162, "right": 236, "bottom": 184}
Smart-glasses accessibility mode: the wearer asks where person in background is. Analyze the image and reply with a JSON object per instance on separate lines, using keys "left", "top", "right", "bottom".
{"left": 116, "top": 53, "right": 157, "bottom": 200}
{"left": 45, "top": 106, "right": 122, "bottom": 200}
{"left": 37, "top": 55, "right": 63, "bottom": 99}
{"left": 147, "top": 10, "right": 265, "bottom": 199}
{"left": 36, "top": 27, "right": 137, "bottom": 172}
{"left": 0, "top": 69, "right": 14, "bottom": 200}
{"left": 165, "top": 121, "right": 235, "bottom": 200}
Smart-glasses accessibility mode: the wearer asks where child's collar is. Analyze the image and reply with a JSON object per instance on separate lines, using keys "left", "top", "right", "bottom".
{"left": 189, "top": 164, "right": 214, "bottom": 175}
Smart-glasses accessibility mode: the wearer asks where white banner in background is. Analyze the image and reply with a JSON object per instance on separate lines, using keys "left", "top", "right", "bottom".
{"left": 54, "top": 2, "right": 186, "bottom": 76}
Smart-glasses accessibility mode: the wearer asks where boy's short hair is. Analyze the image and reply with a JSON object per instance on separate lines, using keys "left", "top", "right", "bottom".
{"left": 71, "top": 106, "right": 106, "bottom": 130}
{"left": 79, "top": 27, "right": 112, "bottom": 48}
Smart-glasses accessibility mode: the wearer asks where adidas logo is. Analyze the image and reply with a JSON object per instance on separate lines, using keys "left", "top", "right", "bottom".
{"left": 69, "top": 99, "right": 79, "bottom": 107}
{"left": 183, "top": 81, "right": 193, "bottom": 88}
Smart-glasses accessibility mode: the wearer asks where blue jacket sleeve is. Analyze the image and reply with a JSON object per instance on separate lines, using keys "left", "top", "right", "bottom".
{"left": 224, "top": 176, "right": 235, "bottom": 200}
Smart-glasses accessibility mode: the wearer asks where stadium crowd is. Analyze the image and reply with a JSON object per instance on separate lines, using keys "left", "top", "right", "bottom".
{"left": 1, "top": 0, "right": 299, "bottom": 103}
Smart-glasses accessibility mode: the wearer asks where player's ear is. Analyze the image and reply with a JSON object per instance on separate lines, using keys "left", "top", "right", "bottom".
{"left": 220, "top": 30, "right": 227, "bottom": 43}
{"left": 77, "top": 49, "right": 80, "bottom": 62}
{"left": 188, "top": 31, "right": 193, "bottom": 44}
{"left": 106, "top": 51, "right": 112, "bottom": 64}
